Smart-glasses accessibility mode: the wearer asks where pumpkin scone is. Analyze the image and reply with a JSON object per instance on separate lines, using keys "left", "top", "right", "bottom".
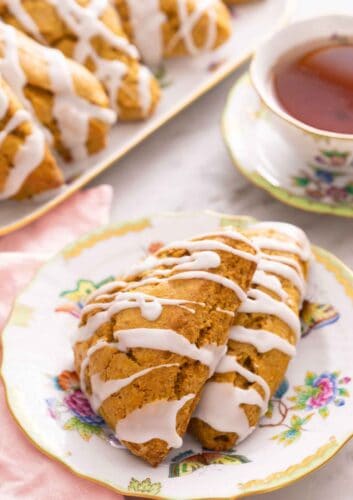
{"left": 73, "top": 230, "right": 259, "bottom": 466}
{"left": 0, "top": 21, "right": 115, "bottom": 161}
{"left": 0, "top": 0, "right": 161, "bottom": 120}
{"left": 113, "top": 0, "right": 232, "bottom": 66}
{"left": 0, "top": 75, "right": 63, "bottom": 199}
{"left": 189, "top": 222, "right": 311, "bottom": 450}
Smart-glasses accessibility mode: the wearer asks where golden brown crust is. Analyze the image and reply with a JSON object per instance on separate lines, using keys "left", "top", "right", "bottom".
{"left": 0, "top": 76, "right": 63, "bottom": 199}
{"left": 0, "top": 25, "right": 112, "bottom": 160}
{"left": 0, "top": 0, "right": 160, "bottom": 121}
{"left": 73, "top": 233, "right": 257, "bottom": 465}
{"left": 114, "top": 0, "right": 232, "bottom": 58}
{"left": 189, "top": 227, "right": 309, "bottom": 451}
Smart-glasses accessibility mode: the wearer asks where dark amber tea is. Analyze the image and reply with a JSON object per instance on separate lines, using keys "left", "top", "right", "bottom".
{"left": 274, "top": 44, "right": 353, "bottom": 134}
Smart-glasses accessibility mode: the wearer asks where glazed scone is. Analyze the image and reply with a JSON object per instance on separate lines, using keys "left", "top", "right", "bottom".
{"left": 73, "top": 230, "right": 259, "bottom": 466}
{"left": 189, "top": 223, "right": 311, "bottom": 450}
{"left": 113, "top": 0, "right": 232, "bottom": 66}
{"left": 0, "top": 75, "right": 63, "bottom": 199}
{"left": 0, "top": 0, "right": 161, "bottom": 120}
{"left": 0, "top": 21, "right": 116, "bottom": 161}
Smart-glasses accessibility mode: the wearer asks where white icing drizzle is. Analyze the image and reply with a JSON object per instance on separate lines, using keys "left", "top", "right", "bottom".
{"left": 0, "top": 86, "right": 8, "bottom": 116}
{"left": 195, "top": 224, "right": 310, "bottom": 441}
{"left": 167, "top": 0, "right": 218, "bottom": 55}
{"left": 161, "top": 239, "right": 259, "bottom": 263}
{"left": 229, "top": 325, "right": 296, "bottom": 357}
{"left": 262, "top": 254, "right": 303, "bottom": 277}
{"left": 216, "top": 307, "right": 235, "bottom": 317}
{"left": 125, "top": 0, "right": 165, "bottom": 66}
{"left": 45, "top": 47, "right": 115, "bottom": 160}
{"left": 194, "top": 382, "right": 262, "bottom": 441}
{"left": 215, "top": 355, "right": 270, "bottom": 409}
{"left": 252, "top": 269, "right": 287, "bottom": 300}
{"left": 126, "top": 271, "right": 247, "bottom": 302}
{"left": 126, "top": 234, "right": 258, "bottom": 279}
{"left": 197, "top": 230, "right": 259, "bottom": 249}
{"left": 86, "top": 280, "right": 127, "bottom": 303}
{"left": 138, "top": 65, "right": 152, "bottom": 117}
{"left": 114, "top": 328, "right": 227, "bottom": 376}
{"left": 252, "top": 222, "right": 311, "bottom": 261}
{"left": 0, "top": 86, "right": 46, "bottom": 199}
{"left": 77, "top": 291, "right": 200, "bottom": 342}
{"left": 125, "top": 252, "right": 220, "bottom": 278}
{"left": 0, "top": 22, "right": 35, "bottom": 114}
{"left": 252, "top": 236, "right": 305, "bottom": 258}
{"left": 240, "top": 288, "right": 301, "bottom": 342}
{"left": 2, "top": 0, "right": 45, "bottom": 42}
{"left": 43, "top": 0, "right": 151, "bottom": 115}
{"left": 0, "top": 22, "right": 115, "bottom": 159}
{"left": 90, "top": 363, "right": 179, "bottom": 412}
{"left": 258, "top": 258, "right": 304, "bottom": 298}
{"left": 76, "top": 231, "right": 256, "bottom": 447}
{"left": 115, "top": 393, "right": 195, "bottom": 448}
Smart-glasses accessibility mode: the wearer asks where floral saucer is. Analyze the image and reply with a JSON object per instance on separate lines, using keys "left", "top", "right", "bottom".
{"left": 2, "top": 212, "right": 353, "bottom": 499}
{"left": 222, "top": 74, "right": 353, "bottom": 217}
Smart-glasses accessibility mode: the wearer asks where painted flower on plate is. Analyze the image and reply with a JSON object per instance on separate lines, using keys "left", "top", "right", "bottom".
{"left": 271, "top": 414, "right": 314, "bottom": 446}
{"left": 128, "top": 478, "right": 161, "bottom": 495}
{"left": 64, "top": 390, "right": 104, "bottom": 425}
{"left": 289, "top": 371, "right": 350, "bottom": 418}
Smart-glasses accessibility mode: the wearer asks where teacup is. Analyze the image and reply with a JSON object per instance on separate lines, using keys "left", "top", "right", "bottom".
{"left": 250, "top": 15, "right": 353, "bottom": 186}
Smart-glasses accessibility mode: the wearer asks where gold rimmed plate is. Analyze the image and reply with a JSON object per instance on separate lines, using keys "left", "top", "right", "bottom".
{"left": 2, "top": 211, "right": 353, "bottom": 499}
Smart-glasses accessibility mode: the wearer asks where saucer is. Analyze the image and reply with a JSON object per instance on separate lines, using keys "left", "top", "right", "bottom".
{"left": 222, "top": 74, "right": 353, "bottom": 217}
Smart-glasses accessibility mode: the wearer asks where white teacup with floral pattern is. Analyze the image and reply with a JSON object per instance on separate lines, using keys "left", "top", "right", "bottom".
{"left": 250, "top": 15, "right": 353, "bottom": 201}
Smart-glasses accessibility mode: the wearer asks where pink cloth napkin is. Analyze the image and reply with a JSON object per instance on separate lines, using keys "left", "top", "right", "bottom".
{"left": 0, "top": 185, "right": 124, "bottom": 500}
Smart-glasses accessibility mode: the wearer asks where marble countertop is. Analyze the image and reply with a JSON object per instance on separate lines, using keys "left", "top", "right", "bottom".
{"left": 88, "top": 0, "right": 353, "bottom": 498}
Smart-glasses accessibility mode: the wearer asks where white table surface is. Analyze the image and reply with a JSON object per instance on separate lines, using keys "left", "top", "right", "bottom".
{"left": 88, "top": 1, "right": 353, "bottom": 498}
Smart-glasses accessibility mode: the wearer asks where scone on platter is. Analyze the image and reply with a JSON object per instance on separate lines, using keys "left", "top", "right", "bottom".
{"left": 0, "top": 75, "right": 63, "bottom": 199}
{"left": 189, "top": 223, "right": 311, "bottom": 450}
{"left": 0, "top": 21, "right": 115, "bottom": 161}
{"left": 113, "top": 0, "right": 232, "bottom": 66}
{"left": 0, "top": 0, "right": 161, "bottom": 120}
{"left": 73, "top": 230, "right": 258, "bottom": 465}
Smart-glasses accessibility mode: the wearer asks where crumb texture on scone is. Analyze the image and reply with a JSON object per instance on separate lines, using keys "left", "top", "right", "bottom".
{"left": 0, "top": 20, "right": 116, "bottom": 161}
{"left": 114, "top": 0, "right": 232, "bottom": 66}
{"left": 73, "top": 230, "right": 258, "bottom": 465}
{"left": 0, "top": 75, "right": 63, "bottom": 199}
{"left": 0, "top": 0, "right": 160, "bottom": 121}
{"left": 189, "top": 222, "right": 311, "bottom": 450}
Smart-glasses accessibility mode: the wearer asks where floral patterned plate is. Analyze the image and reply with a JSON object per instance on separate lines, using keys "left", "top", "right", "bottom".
{"left": 2, "top": 211, "right": 353, "bottom": 499}
{"left": 222, "top": 74, "right": 353, "bottom": 217}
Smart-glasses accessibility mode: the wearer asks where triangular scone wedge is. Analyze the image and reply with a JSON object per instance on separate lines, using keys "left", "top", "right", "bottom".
{"left": 0, "top": 76, "right": 63, "bottom": 200}
{"left": 73, "top": 230, "right": 258, "bottom": 466}
{"left": 0, "top": 21, "right": 116, "bottom": 161}
{"left": 113, "top": 0, "right": 232, "bottom": 66}
{"left": 0, "top": 0, "right": 160, "bottom": 121}
{"left": 189, "top": 223, "right": 311, "bottom": 450}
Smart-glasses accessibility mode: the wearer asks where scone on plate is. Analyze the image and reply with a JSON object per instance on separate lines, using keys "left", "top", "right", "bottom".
{"left": 113, "top": 0, "right": 232, "bottom": 66}
{"left": 0, "top": 0, "right": 161, "bottom": 120}
{"left": 73, "top": 230, "right": 259, "bottom": 465}
{"left": 0, "top": 75, "right": 63, "bottom": 199}
{"left": 0, "top": 21, "right": 115, "bottom": 161}
{"left": 189, "top": 223, "right": 311, "bottom": 450}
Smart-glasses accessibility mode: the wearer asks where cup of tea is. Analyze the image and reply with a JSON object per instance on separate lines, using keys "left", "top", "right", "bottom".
{"left": 250, "top": 15, "right": 353, "bottom": 182}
